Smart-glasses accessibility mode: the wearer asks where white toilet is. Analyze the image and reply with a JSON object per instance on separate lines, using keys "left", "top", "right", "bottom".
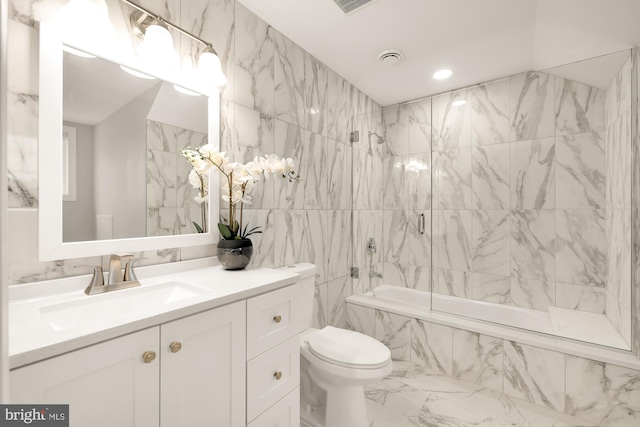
{"left": 283, "top": 264, "right": 393, "bottom": 427}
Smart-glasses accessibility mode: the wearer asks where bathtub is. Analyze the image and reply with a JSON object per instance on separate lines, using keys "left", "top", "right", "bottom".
{"left": 346, "top": 285, "right": 638, "bottom": 369}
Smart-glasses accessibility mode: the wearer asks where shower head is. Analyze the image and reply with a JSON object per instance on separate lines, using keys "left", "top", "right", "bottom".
{"left": 368, "top": 131, "right": 385, "bottom": 144}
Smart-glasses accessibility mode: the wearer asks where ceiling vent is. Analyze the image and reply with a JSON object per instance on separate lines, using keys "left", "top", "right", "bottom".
{"left": 333, "top": 0, "right": 378, "bottom": 14}
{"left": 378, "top": 49, "right": 404, "bottom": 65}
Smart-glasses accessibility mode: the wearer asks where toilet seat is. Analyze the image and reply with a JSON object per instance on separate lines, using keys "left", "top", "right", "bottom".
{"left": 306, "top": 326, "right": 391, "bottom": 369}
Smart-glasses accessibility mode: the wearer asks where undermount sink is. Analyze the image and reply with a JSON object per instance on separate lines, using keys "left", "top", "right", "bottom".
{"left": 39, "top": 281, "right": 209, "bottom": 331}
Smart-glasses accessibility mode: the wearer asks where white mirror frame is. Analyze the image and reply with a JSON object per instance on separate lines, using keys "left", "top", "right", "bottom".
{"left": 38, "top": 19, "right": 219, "bottom": 261}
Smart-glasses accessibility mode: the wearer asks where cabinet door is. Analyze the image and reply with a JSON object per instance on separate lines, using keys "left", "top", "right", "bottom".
{"left": 160, "top": 301, "right": 246, "bottom": 427}
{"left": 10, "top": 327, "right": 160, "bottom": 427}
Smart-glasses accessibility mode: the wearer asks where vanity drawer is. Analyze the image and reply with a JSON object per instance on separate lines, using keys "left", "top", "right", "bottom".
{"left": 247, "top": 284, "right": 301, "bottom": 358}
{"left": 247, "top": 336, "right": 300, "bottom": 422}
{"left": 247, "top": 386, "right": 299, "bottom": 427}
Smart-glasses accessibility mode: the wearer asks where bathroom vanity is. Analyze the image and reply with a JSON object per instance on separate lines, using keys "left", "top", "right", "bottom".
{"left": 8, "top": 258, "right": 305, "bottom": 427}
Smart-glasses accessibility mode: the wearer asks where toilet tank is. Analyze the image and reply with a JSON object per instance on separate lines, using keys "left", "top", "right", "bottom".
{"left": 278, "top": 263, "right": 316, "bottom": 329}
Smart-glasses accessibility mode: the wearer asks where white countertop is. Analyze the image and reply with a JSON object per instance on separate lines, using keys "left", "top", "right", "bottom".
{"left": 8, "top": 257, "right": 300, "bottom": 369}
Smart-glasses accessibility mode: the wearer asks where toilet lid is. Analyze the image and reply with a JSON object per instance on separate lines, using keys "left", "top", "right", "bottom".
{"left": 307, "top": 326, "right": 391, "bottom": 369}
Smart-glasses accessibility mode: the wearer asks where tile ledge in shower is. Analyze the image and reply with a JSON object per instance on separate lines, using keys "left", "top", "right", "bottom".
{"left": 347, "top": 292, "right": 640, "bottom": 371}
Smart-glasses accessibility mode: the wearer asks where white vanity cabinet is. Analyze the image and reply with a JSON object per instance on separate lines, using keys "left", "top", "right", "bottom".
{"left": 10, "top": 300, "right": 247, "bottom": 427}
{"left": 246, "top": 284, "right": 302, "bottom": 426}
{"left": 9, "top": 278, "right": 306, "bottom": 427}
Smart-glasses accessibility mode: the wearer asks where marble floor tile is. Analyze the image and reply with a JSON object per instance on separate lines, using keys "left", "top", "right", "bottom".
{"left": 365, "top": 362, "right": 595, "bottom": 427}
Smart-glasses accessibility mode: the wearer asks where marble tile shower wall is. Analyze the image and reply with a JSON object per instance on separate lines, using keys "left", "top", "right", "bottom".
{"left": 347, "top": 302, "right": 640, "bottom": 427}
{"left": 6, "top": 0, "right": 378, "bottom": 330}
{"left": 380, "top": 70, "right": 634, "bottom": 329}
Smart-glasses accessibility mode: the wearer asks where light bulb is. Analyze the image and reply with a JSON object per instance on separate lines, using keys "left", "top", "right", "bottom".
{"left": 58, "top": 0, "right": 116, "bottom": 54}
{"left": 198, "top": 46, "right": 227, "bottom": 88}
{"left": 138, "top": 18, "right": 178, "bottom": 70}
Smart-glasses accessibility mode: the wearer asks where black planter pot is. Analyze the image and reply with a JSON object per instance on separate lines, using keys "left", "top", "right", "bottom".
{"left": 217, "top": 238, "right": 253, "bottom": 270}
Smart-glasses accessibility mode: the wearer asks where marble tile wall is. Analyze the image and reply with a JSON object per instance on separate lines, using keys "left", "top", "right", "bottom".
{"left": 380, "top": 69, "right": 633, "bottom": 332}
{"left": 347, "top": 301, "right": 640, "bottom": 426}
{"left": 6, "top": 0, "right": 379, "bottom": 329}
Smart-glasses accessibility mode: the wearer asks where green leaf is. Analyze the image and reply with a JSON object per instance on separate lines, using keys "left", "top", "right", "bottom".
{"left": 218, "top": 223, "right": 235, "bottom": 239}
{"left": 238, "top": 224, "right": 263, "bottom": 239}
{"left": 192, "top": 221, "right": 204, "bottom": 234}
{"left": 244, "top": 230, "right": 262, "bottom": 238}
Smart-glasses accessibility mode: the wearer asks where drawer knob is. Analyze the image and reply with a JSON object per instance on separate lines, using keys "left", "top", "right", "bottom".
{"left": 142, "top": 351, "right": 156, "bottom": 364}
{"left": 169, "top": 342, "right": 182, "bottom": 353}
{"left": 273, "top": 315, "right": 282, "bottom": 324}
{"left": 274, "top": 371, "right": 282, "bottom": 380}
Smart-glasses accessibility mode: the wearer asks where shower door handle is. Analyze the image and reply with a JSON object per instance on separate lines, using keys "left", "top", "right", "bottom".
{"left": 418, "top": 213, "right": 425, "bottom": 235}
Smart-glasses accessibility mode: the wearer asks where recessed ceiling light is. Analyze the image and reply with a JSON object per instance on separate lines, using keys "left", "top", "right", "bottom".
{"left": 452, "top": 100, "right": 466, "bottom": 107}
{"left": 433, "top": 69, "right": 452, "bottom": 80}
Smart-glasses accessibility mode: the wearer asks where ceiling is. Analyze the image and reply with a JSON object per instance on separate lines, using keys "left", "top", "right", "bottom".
{"left": 237, "top": 0, "right": 640, "bottom": 106}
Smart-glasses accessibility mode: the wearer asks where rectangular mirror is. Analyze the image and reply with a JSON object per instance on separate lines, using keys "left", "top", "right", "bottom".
{"left": 39, "top": 20, "right": 219, "bottom": 261}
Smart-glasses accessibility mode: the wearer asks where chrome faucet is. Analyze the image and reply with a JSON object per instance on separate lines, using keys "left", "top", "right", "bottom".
{"left": 76, "top": 253, "right": 141, "bottom": 295}
{"left": 369, "top": 270, "right": 383, "bottom": 279}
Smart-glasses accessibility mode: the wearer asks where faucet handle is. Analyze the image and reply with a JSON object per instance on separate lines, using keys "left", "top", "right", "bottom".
{"left": 74, "top": 265, "right": 105, "bottom": 295}
{"left": 123, "top": 258, "right": 144, "bottom": 282}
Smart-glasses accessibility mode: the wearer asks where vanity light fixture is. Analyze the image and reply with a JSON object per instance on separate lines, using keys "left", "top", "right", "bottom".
{"left": 452, "top": 100, "right": 466, "bottom": 106}
{"left": 433, "top": 69, "right": 453, "bottom": 80}
{"left": 121, "top": 0, "right": 227, "bottom": 89}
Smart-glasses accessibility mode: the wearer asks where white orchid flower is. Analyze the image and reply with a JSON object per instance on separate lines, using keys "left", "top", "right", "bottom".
{"left": 223, "top": 161, "right": 239, "bottom": 175}
{"left": 194, "top": 194, "right": 207, "bottom": 204}
{"left": 188, "top": 169, "right": 203, "bottom": 188}
{"left": 283, "top": 157, "right": 295, "bottom": 172}
{"left": 193, "top": 157, "right": 213, "bottom": 173}
{"left": 209, "top": 150, "right": 229, "bottom": 168}
{"left": 259, "top": 154, "right": 280, "bottom": 178}
{"left": 198, "top": 143, "right": 217, "bottom": 157}
{"left": 222, "top": 188, "right": 247, "bottom": 205}
{"left": 234, "top": 164, "right": 262, "bottom": 183}
{"left": 245, "top": 161, "right": 263, "bottom": 179}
